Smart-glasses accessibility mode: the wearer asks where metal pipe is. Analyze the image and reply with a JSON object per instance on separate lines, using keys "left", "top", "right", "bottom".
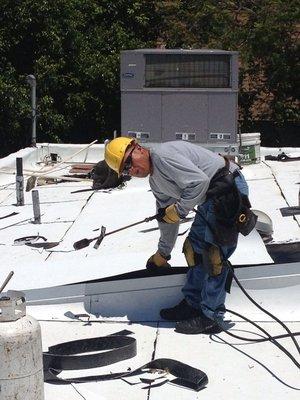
{"left": 26, "top": 74, "right": 37, "bottom": 147}
{"left": 16, "top": 158, "right": 24, "bottom": 206}
{"left": 32, "top": 190, "right": 41, "bottom": 224}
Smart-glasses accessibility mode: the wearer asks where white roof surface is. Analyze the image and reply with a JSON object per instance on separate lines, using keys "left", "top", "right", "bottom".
{"left": 0, "top": 143, "right": 299, "bottom": 399}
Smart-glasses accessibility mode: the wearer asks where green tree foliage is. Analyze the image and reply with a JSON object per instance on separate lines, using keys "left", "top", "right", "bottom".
{"left": 0, "top": 0, "right": 157, "bottom": 155}
{"left": 0, "top": 0, "right": 298, "bottom": 156}
{"left": 153, "top": 0, "right": 299, "bottom": 140}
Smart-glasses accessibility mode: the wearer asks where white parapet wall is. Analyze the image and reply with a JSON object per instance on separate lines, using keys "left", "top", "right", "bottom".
{"left": 0, "top": 143, "right": 106, "bottom": 186}
{"left": 36, "top": 142, "right": 105, "bottom": 164}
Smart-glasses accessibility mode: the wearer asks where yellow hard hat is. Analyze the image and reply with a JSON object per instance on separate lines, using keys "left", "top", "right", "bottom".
{"left": 104, "top": 136, "right": 135, "bottom": 174}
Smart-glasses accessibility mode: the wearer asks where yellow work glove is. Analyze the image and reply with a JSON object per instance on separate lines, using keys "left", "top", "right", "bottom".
{"left": 157, "top": 204, "right": 180, "bottom": 224}
{"left": 146, "top": 251, "right": 171, "bottom": 269}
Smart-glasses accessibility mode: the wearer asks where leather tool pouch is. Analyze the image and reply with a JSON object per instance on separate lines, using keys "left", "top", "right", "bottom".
{"left": 236, "top": 195, "right": 258, "bottom": 236}
{"left": 208, "top": 170, "right": 257, "bottom": 247}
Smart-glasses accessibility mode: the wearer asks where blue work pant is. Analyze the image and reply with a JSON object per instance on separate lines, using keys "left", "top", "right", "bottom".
{"left": 182, "top": 173, "right": 249, "bottom": 321}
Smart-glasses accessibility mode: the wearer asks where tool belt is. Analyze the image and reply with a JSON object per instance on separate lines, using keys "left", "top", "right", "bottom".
{"left": 43, "top": 330, "right": 208, "bottom": 391}
{"left": 206, "top": 158, "right": 257, "bottom": 247}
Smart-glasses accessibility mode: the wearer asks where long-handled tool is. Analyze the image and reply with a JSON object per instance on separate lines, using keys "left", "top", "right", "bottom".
{"left": 73, "top": 214, "right": 158, "bottom": 250}
{"left": 0, "top": 212, "right": 19, "bottom": 220}
{"left": 0, "top": 271, "right": 14, "bottom": 294}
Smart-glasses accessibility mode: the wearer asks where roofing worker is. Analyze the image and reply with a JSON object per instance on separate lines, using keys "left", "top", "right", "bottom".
{"left": 105, "top": 137, "right": 255, "bottom": 334}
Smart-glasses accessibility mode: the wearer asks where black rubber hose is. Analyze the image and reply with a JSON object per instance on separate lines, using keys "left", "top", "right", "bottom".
{"left": 223, "top": 309, "right": 300, "bottom": 369}
{"left": 226, "top": 308, "right": 300, "bottom": 343}
{"left": 193, "top": 207, "right": 300, "bottom": 366}
{"left": 222, "top": 308, "right": 300, "bottom": 369}
{"left": 229, "top": 263, "right": 300, "bottom": 356}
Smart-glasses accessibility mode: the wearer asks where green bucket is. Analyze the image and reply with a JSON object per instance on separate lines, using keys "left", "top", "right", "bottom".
{"left": 239, "top": 133, "right": 261, "bottom": 164}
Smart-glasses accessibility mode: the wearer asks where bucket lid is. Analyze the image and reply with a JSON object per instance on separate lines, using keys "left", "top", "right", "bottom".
{"left": 240, "top": 132, "right": 261, "bottom": 139}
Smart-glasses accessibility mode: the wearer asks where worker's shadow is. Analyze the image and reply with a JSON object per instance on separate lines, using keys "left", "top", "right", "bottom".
{"left": 64, "top": 309, "right": 172, "bottom": 330}
{"left": 80, "top": 293, "right": 182, "bottom": 329}
{"left": 75, "top": 267, "right": 188, "bottom": 328}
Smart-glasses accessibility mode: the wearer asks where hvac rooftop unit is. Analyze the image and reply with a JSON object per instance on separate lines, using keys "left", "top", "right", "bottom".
{"left": 121, "top": 49, "right": 239, "bottom": 154}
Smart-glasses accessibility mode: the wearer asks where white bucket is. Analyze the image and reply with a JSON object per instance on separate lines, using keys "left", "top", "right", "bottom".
{"left": 239, "top": 132, "right": 261, "bottom": 164}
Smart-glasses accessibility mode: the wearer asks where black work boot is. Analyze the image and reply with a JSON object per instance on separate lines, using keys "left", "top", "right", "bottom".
{"left": 175, "top": 315, "right": 223, "bottom": 335}
{"left": 160, "top": 299, "right": 200, "bottom": 321}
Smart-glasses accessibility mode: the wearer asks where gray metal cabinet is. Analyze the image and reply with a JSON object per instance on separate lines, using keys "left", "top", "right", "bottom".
{"left": 120, "top": 49, "right": 239, "bottom": 154}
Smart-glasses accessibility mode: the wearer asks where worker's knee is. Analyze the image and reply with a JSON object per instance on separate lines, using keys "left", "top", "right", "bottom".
{"left": 182, "top": 237, "right": 197, "bottom": 267}
{"left": 202, "top": 245, "right": 223, "bottom": 276}
{"left": 183, "top": 237, "right": 224, "bottom": 277}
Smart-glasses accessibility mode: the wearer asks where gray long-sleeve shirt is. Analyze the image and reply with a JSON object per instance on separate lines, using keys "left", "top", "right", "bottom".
{"left": 148, "top": 141, "right": 234, "bottom": 257}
